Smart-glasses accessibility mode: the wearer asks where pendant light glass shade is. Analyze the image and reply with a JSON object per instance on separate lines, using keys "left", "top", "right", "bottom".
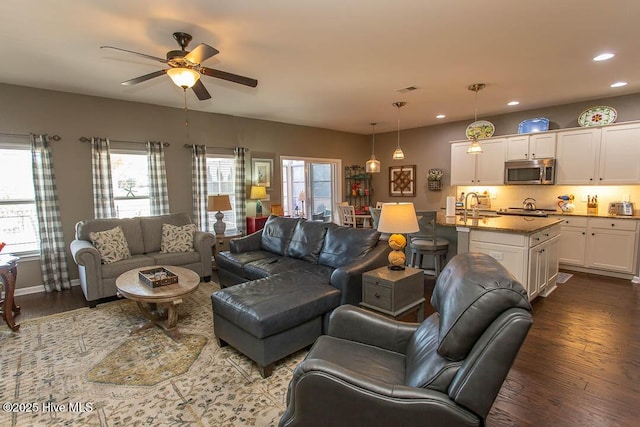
{"left": 392, "top": 102, "right": 406, "bottom": 160}
{"left": 467, "top": 83, "right": 485, "bottom": 154}
{"left": 365, "top": 122, "right": 381, "bottom": 173}
{"left": 467, "top": 138, "right": 483, "bottom": 154}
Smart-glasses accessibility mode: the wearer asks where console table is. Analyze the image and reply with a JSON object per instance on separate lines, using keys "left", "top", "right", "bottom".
{"left": 0, "top": 255, "right": 20, "bottom": 331}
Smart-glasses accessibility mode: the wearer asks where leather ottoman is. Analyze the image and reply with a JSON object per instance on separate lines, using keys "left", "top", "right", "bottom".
{"left": 211, "top": 270, "right": 341, "bottom": 377}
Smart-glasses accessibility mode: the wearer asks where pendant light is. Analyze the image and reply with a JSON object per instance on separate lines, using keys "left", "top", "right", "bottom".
{"left": 392, "top": 101, "right": 406, "bottom": 160}
{"left": 467, "top": 83, "right": 485, "bottom": 154}
{"left": 365, "top": 122, "right": 381, "bottom": 173}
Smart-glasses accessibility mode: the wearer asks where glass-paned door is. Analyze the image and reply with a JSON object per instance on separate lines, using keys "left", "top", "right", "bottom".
{"left": 281, "top": 157, "right": 341, "bottom": 222}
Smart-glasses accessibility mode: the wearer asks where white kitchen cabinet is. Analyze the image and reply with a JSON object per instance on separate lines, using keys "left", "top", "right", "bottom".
{"left": 506, "top": 133, "right": 556, "bottom": 161}
{"left": 586, "top": 218, "right": 638, "bottom": 274}
{"left": 558, "top": 217, "right": 587, "bottom": 266}
{"left": 469, "top": 224, "right": 561, "bottom": 301}
{"left": 450, "top": 138, "right": 505, "bottom": 185}
{"left": 598, "top": 122, "right": 640, "bottom": 184}
{"left": 528, "top": 234, "right": 560, "bottom": 299}
{"left": 555, "top": 128, "right": 601, "bottom": 184}
{"left": 558, "top": 216, "right": 639, "bottom": 276}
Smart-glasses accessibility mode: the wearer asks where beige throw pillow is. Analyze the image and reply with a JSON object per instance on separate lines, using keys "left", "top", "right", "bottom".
{"left": 160, "top": 223, "right": 196, "bottom": 253}
{"left": 89, "top": 226, "right": 131, "bottom": 264}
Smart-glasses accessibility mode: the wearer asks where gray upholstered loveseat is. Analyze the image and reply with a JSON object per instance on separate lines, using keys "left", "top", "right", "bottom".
{"left": 70, "top": 212, "right": 215, "bottom": 307}
{"left": 212, "top": 215, "right": 391, "bottom": 377}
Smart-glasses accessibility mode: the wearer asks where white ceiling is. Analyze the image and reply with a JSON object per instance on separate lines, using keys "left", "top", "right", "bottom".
{"left": 1, "top": 0, "right": 639, "bottom": 135}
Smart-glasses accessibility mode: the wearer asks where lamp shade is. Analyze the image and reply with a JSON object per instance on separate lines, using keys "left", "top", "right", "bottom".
{"left": 250, "top": 185, "right": 267, "bottom": 200}
{"left": 377, "top": 202, "right": 419, "bottom": 234}
{"left": 167, "top": 67, "right": 200, "bottom": 89}
{"left": 208, "top": 195, "right": 232, "bottom": 212}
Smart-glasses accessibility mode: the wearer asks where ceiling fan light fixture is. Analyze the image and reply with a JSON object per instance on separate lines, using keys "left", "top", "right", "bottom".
{"left": 392, "top": 101, "right": 406, "bottom": 160}
{"left": 366, "top": 122, "right": 381, "bottom": 173}
{"left": 167, "top": 67, "right": 200, "bottom": 89}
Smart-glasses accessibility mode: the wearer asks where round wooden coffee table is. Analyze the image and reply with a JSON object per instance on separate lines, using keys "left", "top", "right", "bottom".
{"left": 116, "top": 265, "right": 200, "bottom": 341}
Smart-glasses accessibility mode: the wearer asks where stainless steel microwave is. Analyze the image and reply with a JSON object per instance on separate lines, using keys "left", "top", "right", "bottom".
{"left": 504, "top": 159, "right": 556, "bottom": 185}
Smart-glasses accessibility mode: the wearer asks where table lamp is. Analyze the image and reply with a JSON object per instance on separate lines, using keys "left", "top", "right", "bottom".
{"left": 376, "top": 202, "right": 419, "bottom": 270}
{"left": 208, "top": 195, "right": 232, "bottom": 235}
{"left": 250, "top": 185, "right": 268, "bottom": 216}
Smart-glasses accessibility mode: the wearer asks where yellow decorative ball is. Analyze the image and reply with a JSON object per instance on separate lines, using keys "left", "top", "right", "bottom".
{"left": 388, "top": 234, "right": 407, "bottom": 251}
{"left": 388, "top": 250, "right": 406, "bottom": 267}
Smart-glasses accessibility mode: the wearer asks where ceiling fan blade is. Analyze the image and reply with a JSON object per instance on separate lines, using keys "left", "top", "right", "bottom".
{"left": 100, "top": 46, "right": 168, "bottom": 64}
{"left": 200, "top": 67, "right": 258, "bottom": 87}
{"left": 184, "top": 43, "right": 219, "bottom": 65}
{"left": 191, "top": 79, "right": 212, "bottom": 100}
{"left": 121, "top": 69, "right": 167, "bottom": 86}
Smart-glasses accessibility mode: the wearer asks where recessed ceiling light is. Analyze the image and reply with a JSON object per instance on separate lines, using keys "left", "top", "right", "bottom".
{"left": 610, "top": 81, "right": 627, "bottom": 88}
{"left": 436, "top": 114, "right": 446, "bottom": 119}
{"left": 507, "top": 101, "right": 520, "bottom": 106}
{"left": 593, "top": 53, "right": 615, "bottom": 61}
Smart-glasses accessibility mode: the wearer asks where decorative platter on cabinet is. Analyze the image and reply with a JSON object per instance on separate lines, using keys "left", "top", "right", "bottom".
{"left": 578, "top": 106, "right": 617, "bottom": 127}
{"left": 518, "top": 117, "right": 550, "bottom": 134}
{"left": 465, "top": 120, "right": 495, "bottom": 139}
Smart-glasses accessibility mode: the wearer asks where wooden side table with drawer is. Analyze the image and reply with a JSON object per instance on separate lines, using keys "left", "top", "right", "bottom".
{"left": 212, "top": 233, "right": 242, "bottom": 270}
{"left": 361, "top": 266, "right": 425, "bottom": 321}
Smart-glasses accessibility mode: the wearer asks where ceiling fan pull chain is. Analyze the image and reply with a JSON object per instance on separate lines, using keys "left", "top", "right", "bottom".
{"left": 184, "top": 88, "right": 190, "bottom": 128}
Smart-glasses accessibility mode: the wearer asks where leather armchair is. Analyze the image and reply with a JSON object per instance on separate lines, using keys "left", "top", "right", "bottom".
{"left": 279, "top": 252, "right": 533, "bottom": 427}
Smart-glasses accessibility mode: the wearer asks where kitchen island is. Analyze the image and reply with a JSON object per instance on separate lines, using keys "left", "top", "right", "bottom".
{"left": 436, "top": 212, "right": 563, "bottom": 301}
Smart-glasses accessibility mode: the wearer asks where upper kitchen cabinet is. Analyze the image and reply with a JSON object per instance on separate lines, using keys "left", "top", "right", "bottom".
{"left": 556, "top": 122, "right": 640, "bottom": 185}
{"left": 506, "top": 133, "right": 556, "bottom": 161}
{"left": 451, "top": 138, "right": 506, "bottom": 185}
{"left": 555, "top": 128, "right": 601, "bottom": 185}
{"left": 598, "top": 122, "right": 640, "bottom": 184}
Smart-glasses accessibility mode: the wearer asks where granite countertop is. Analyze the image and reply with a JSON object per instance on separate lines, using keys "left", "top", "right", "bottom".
{"left": 436, "top": 212, "right": 563, "bottom": 234}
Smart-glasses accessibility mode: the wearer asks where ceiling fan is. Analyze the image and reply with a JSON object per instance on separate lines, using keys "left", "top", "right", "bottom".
{"left": 101, "top": 32, "right": 258, "bottom": 100}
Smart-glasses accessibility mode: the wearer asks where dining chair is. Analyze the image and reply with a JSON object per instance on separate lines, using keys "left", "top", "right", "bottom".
{"left": 409, "top": 210, "right": 449, "bottom": 276}
{"left": 336, "top": 205, "right": 357, "bottom": 228}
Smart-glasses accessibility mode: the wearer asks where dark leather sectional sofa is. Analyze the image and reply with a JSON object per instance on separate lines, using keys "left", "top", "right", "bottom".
{"left": 211, "top": 215, "right": 391, "bottom": 376}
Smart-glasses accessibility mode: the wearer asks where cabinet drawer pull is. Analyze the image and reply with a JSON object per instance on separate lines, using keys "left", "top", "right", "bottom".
{"left": 534, "top": 237, "right": 540, "bottom": 241}
{"left": 582, "top": 232, "right": 586, "bottom": 235}
{"left": 611, "top": 223, "right": 615, "bottom": 227}
{"left": 592, "top": 233, "right": 595, "bottom": 236}
{"left": 374, "top": 292, "right": 381, "bottom": 298}
{"left": 544, "top": 233, "right": 549, "bottom": 237}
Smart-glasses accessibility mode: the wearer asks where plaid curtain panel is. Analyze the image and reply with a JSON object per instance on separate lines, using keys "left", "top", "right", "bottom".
{"left": 147, "top": 141, "right": 170, "bottom": 215}
{"left": 234, "top": 147, "right": 247, "bottom": 234}
{"left": 191, "top": 144, "right": 208, "bottom": 231}
{"left": 91, "top": 137, "right": 116, "bottom": 218}
{"left": 30, "top": 134, "right": 71, "bottom": 292}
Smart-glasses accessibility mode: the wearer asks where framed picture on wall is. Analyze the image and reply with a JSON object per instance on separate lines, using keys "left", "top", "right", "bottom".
{"left": 252, "top": 158, "right": 273, "bottom": 188}
{"left": 389, "top": 165, "right": 416, "bottom": 197}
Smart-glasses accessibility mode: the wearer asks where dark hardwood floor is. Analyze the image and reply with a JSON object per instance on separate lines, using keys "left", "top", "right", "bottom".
{"left": 9, "top": 270, "right": 640, "bottom": 426}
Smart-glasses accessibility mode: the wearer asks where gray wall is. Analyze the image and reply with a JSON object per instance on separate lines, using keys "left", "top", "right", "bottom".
{"left": 0, "top": 83, "right": 367, "bottom": 289}
{"left": 370, "top": 92, "right": 640, "bottom": 210}
{"left": 3, "top": 81, "right": 640, "bottom": 291}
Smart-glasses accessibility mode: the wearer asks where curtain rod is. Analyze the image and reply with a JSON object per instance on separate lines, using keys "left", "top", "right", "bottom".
{"left": 78, "top": 136, "right": 169, "bottom": 147}
{"left": 182, "top": 144, "right": 248, "bottom": 152}
{"left": 0, "top": 132, "right": 61, "bottom": 141}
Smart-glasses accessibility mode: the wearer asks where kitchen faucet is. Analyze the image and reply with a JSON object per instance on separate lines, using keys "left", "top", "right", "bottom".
{"left": 464, "top": 192, "right": 480, "bottom": 223}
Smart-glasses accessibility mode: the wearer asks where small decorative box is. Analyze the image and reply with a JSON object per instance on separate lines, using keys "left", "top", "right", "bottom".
{"left": 138, "top": 267, "right": 179, "bottom": 288}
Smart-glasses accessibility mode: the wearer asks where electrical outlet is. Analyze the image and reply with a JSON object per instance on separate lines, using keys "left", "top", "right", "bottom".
{"left": 489, "top": 190, "right": 497, "bottom": 199}
{"left": 623, "top": 194, "right": 630, "bottom": 202}
{"left": 581, "top": 193, "right": 588, "bottom": 202}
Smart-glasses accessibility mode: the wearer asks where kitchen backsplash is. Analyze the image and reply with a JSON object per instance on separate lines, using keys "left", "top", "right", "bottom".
{"left": 454, "top": 185, "right": 640, "bottom": 214}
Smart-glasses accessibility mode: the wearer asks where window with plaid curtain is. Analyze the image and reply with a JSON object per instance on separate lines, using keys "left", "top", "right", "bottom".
{"left": 91, "top": 137, "right": 116, "bottom": 218}
{"left": 30, "top": 134, "right": 71, "bottom": 292}
{"left": 234, "top": 147, "right": 247, "bottom": 235}
{"left": 147, "top": 141, "right": 170, "bottom": 215}
{"left": 191, "top": 145, "right": 208, "bottom": 231}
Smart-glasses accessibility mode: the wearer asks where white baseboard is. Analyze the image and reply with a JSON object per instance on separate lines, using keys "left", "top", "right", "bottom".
{"left": 632, "top": 276, "right": 640, "bottom": 284}
{"left": 10, "top": 279, "right": 80, "bottom": 297}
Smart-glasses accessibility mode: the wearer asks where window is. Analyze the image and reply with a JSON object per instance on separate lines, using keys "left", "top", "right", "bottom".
{"left": 110, "top": 151, "right": 151, "bottom": 218}
{"left": 207, "top": 156, "right": 237, "bottom": 233}
{"left": 0, "top": 146, "right": 39, "bottom": 254}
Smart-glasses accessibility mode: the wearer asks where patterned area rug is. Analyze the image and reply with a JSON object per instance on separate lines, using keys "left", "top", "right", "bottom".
{"left": 0, "top": 281, "right": 304, "bottom": 426}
